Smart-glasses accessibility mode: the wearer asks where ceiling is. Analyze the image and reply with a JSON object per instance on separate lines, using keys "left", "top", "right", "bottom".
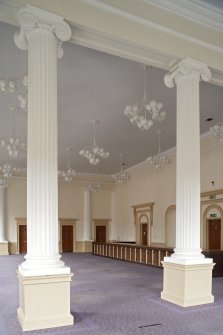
{"left": 0, "top": 1, "right": 223, "bottom": 176}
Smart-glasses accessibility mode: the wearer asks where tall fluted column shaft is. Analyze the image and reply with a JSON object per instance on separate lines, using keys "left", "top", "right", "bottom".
{"left": 164, "top": 58, "right": 211, "bottom": 261}
{"left": 83, "top": 189, "right": 91, "bottom": 240}
{"left": 27, "top": 28, "right": 58, "bottom": 258}
{"left": 0, "top": 188, "right": 6, "bottom": 242}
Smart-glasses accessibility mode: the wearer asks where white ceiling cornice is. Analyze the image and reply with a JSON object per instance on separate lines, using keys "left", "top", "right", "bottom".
{"left": 146, "top": 0, "right": 223, "bottom": 32}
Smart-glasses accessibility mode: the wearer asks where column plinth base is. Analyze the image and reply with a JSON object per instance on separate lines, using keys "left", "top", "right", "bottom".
{"left": 161, "top": 257, "right": 214, "bottom": 307}
{"left": 17, "top": 271, "right": 74, "bottom": 331}
{"left": 0, "top": 241, "right": 9, "bottom": 255}
{"left": 76, "top": 240, "right": 93, "bottom": 252}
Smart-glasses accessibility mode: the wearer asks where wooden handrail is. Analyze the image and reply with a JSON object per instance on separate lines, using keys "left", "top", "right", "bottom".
{"left": 92, "top": 242, "right": 173, "bottom": 268}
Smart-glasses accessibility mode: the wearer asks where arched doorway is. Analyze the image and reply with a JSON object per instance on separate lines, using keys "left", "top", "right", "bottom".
{"left": 203, "top": 204, "right": 223, "bottom": 250}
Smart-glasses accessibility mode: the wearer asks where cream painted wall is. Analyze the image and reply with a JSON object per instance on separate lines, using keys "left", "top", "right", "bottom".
{"left": 58, "top": 182, "right": 84, "bottom": 240}
{"left": 6, "top": 178, "right": 111, "bottom": 244}
{"left": 115, "top": 152, "right": 176, "bottom": 243}
{"left": 201, "top": 137, "right": 223, "bottom": 192}
{"left": 91, "top": 189, "right": 111, "bottom": 220}
{"left": 6, "top": 177, "right": 27, "bottom": 242}
{"left": 114, "top": 136, "right": 223, "bottom": 244}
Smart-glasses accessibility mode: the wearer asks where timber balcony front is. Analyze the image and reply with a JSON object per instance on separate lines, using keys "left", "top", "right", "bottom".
{"left": 92, "top": 242, "right": 173, "bottom": 267}
{"left": 92, "top": 242, "right": 223, "bottom": 277}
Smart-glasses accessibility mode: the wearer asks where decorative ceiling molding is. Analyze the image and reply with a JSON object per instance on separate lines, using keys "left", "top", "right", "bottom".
{"left": 146, "top": 0, "right": 223, "bottom": 32}
{"left": 71, "top": 26, "right": 177, "bottom": 69}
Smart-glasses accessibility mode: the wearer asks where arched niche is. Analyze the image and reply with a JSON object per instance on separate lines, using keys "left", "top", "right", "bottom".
{"left": 202, "top": 204, "right": 223, "bottom": 250}
{"left": 132, "top": 203, "right": 154, "bottom": 246}
{"left": 165, "top": 205, "right": 176, "bottom": 248}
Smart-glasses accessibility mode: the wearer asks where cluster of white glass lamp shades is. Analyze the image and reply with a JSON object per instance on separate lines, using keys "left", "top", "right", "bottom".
{"left": 0, "top": 74, "right": 27, "bottom": 188}
{"left": 0, "top": 75, "right": 28, "bottom": 109}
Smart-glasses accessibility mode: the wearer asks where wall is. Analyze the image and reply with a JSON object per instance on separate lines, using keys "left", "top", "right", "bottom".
{"left": 5, "top": 178, "right": 112, "bottom": 249}
{"left": 114, "top": 151, "right": 176, "bottom": 243}
{"left": 4, "top": 135, "right": 223, "bottom": 250}
{"left": 114, "top": 136, "right": 223, "bottom": 244}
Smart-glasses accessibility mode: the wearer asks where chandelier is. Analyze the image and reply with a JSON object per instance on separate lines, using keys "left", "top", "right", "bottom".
{"left": 147, "top": 130, "right": 170, "bottom": 169}
{"left": 86, "top": 182, "right": 103, "bottom": 192}
{"left": 58, "top": 148, "right": 79, "bottom": 182}
{"left": 0, "top": 78, "right": 17, "bottom": 93}
{"left": 111, "top": 153, "right": 130, "bottom": 184}
{"left": 124, "top": 66, "right": 166, "bottom": 130}
{"left": 79, "top": 120, "right": 109, "bottom": 165}
{"left": 0, "top": 51, "right": 20, "bottom": 94}
{"left": 0, "top": 162, "right": 20, "bottom": 189}
{"left": 18, "top": 74, "right": 28, "bottom": 109}
{"left": 0, "top": 106, "right": 26, "bottom": 157}
{"left": 210, "top": 124, "right": 223, "bottom": 144}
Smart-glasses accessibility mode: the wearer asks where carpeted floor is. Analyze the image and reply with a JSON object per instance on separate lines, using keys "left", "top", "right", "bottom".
{"left": 0, "top": 253, "right": 223, "bottom": 335}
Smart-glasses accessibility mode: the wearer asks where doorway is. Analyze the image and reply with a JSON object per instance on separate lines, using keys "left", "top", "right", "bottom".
{"left": 19, "top": 225, "right": 27, "bottom": 253}
{"left": 209, "top": 219, "right": 221, "bottom": 250}
{"left": 96, "top": 225, "right": 106, "bottom": 242}
{"left": 141, "top": 223, "right": 148, "bottom": 246}
{"left": 62, "top": 225, "right": 73, "bottom": 252}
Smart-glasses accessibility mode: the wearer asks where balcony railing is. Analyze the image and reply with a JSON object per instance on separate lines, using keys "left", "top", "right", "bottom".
{"left": 92, "top": 242, "right": 173, "bottom": 267}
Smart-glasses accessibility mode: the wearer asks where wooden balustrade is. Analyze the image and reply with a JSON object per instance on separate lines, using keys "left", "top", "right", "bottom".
{"left": 92, "top": 242, "right": 173, "bottom": 268}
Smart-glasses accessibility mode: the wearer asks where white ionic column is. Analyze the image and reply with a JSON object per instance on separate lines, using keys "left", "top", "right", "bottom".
{"left": 83, "top": 189, "right": 91, "bottom": 241}
{"left": 14, "top": 6, "right": 73, "bottom": 331}
{"left": 0, "top": 188, "right": 6, "bottom": 242}
{"left": 110, "top": 189, "right": 117, "bottom": 241}
{"left": 14, "top": 6, "right": 71, "bottom": 276}
{"left": 161, "top": 58, "right": 214, "bottom": 307}
{"left": 164, "top": 58, "right": 211, "bottom": 262}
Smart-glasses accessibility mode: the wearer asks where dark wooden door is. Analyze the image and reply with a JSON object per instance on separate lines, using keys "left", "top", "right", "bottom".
{"left": 19, "top": 225, "right": 27, "bottom": 253}
{"left": 96, "top": 225, "right": 106, "bottom": 243}
{"left": 62, "top": 225, "right": 73, "bottom": 252}
{"left": 142, "top": 223, "right": 148, "bottom": 246}
{"left": 209, "top": 219, "right": 221, "bottom": 250}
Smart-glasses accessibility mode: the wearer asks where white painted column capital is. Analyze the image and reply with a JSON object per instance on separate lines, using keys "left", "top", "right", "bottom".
{"left": 14, "top": 5, "right": 71, "bottom": 58}
{"left": 164, "top": 58, "right": 211, "bottom": 88}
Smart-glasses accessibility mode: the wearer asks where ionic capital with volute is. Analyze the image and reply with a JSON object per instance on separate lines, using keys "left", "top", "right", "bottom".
{"left": 14, "top": 5, "right": 71, "bottom": 58}
{"left": 164, "top": 58, "right": 211, "bottom": 88}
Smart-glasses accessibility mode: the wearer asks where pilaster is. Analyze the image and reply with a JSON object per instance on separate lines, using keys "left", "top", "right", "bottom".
{"left": 0, "top": 188, "right": 8, "bottom": 255}
{"left": 110, "top": 189, "right": 117, "bottom": 241}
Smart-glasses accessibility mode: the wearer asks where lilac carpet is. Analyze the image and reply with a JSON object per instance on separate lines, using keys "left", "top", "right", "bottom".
{"left": 0, "top": 253, "right": 223, "bottom": 335}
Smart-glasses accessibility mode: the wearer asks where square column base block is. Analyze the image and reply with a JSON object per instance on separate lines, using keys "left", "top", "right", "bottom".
{"left": 17, "top": 272, "right": 74, "bottom": 331}
{"left": 0, "top": 241, "right": 9, "bottom": 255}
{"left": 76, "top": 240, "right": 93, "bottom": 252}
{"left": 161, "top": 260, "right": 214, "bottom": 307}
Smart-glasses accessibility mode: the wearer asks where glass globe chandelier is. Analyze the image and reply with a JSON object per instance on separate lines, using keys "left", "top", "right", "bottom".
{"left": 86, "top": 182, "right": 103, "bottom": 192}
{"left": 0, "top": 162, "right": 20, "bottom": 189}
{"left": 18, "top": 74, "right": 28, "bottom": 109}
{"left": 0, "top": 78, "right": 17, "bottom": 93}
{"left": 147, "top": 130, "right": 170, "bottom": 169}
{"left": 210, "top": 124, "right": 223, "bottom": 144}
{"left": 111, "top": 153, "right": 130, "bottom": 184}
{"left": 124, "top": 65, "right": 166, "bottom": 130}
{"left": 0, "top": 50, "right": 20, "bottom": 94}
{"left": 79, "top": 120, "right": 109, "bottom": 165}
{"left": 0, "top": 106, "right": 26, "bottom": 158}
{"left": 58, "top": 148, "right": 79, "bottom": 182}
